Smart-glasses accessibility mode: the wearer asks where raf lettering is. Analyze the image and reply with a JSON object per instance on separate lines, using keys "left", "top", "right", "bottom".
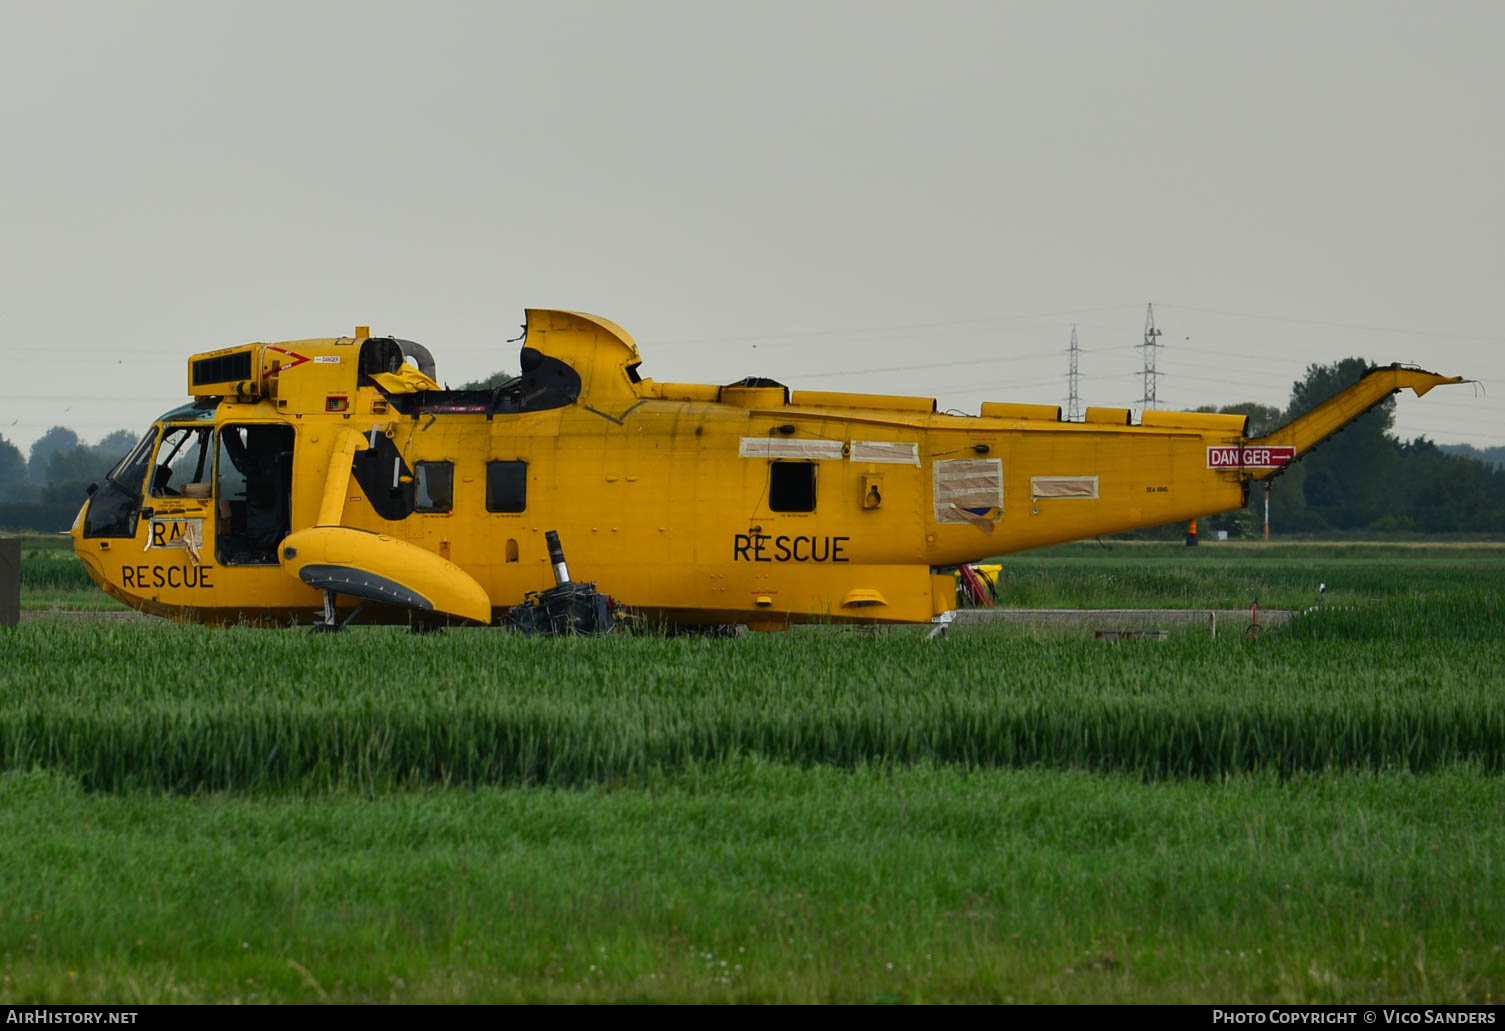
{"left": 733, "top": 534, "right": 850, "bottom": 563}
{"left": 149, "top": 520, "right": 196, "bottom": 548}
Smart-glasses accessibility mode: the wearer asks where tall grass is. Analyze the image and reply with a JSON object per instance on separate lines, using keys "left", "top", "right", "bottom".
{"left": 2, "top": 592, "right": 1501, "bottom": 790}
{"left": 19, "top": 549, "right": 93, "bottom": 591}
{"left": 3, "top": 763, "right": 1503, "bottom": 1003}
{"left": 978, "top": 542, "right": 1505, "bottom": 609}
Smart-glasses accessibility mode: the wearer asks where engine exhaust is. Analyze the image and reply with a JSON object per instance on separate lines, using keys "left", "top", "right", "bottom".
{"left": 546, "top": 530, "right": 571, "bottom": 586}
{"left": 508, "top": 530, "right": 613, "bottom": 635}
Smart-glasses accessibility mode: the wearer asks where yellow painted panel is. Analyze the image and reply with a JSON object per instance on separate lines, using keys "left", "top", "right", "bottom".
{"left": 651, "top": 382, "right": 720, "bottom": 402}
{"left": 791, "top": 390, "right": 936, "bottom": 413}
{"left": 1140, "top": 410, "right": 1247, "bottom": 433}
{"left": 980, "top": 402, "right": 1061, "bottom": 421}
{"left": 720, "top": 386, "right": 788, "bottom": 408}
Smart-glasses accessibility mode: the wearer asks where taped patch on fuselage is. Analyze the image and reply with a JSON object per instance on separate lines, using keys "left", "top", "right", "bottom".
{"left": 1030, "top": 475, "right": 1099, "bottom": 499}
{"left": 146, "top": 518, "right": 204, "bottom": 564}
{"left": 850, "top": 441, "right": 920, "bottom": 466}
{"left": 934, "top": 459, "right": 1003, "bottom": 524}
{"left": 739, "top": 437, "right": 845, "bottom": 459}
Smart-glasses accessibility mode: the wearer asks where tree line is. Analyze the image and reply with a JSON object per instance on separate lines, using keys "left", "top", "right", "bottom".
{"left": 1438, "top": 442, "right": 1505, "bottom": 470}
{"left": 0, "top": 426, "right": 141, "bottom": 532}
{"left": 2, "top": 358, "right": 1501, "bottom": 535}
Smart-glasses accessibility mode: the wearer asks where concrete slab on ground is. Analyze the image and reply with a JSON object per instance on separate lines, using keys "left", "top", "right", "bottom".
{"left": 952, "top": 608, "right": 1295, "bottom": 631}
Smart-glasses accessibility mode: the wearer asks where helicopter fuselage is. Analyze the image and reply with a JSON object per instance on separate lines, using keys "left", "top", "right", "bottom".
{"left": 70, "top": 309, "right": 1462, "bottom": 628}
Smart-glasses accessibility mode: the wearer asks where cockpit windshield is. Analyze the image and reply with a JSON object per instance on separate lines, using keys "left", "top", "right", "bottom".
{"left": 83, "top": 425, "right": 159, "bottom": 539}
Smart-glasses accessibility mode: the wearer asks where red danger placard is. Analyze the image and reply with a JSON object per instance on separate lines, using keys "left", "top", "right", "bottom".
{"left": 1207, "top": 446, "right": 1296, "bottom": 469}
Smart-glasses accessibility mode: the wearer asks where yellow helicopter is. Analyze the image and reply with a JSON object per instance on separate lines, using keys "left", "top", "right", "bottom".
{"left": 70, "top": 309, "right": 1463, "bottom": 632}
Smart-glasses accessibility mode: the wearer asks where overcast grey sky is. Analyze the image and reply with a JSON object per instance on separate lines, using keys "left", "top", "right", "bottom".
{"left": 3, "top": 0, "right": 1500, "bottom": 456}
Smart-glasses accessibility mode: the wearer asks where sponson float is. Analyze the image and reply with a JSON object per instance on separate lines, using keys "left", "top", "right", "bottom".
{"left": 71, "top": 310, "right": 1464, "bottom": 630}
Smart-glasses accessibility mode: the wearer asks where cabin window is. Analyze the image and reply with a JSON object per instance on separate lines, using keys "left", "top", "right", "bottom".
{"left": 414, "top": 461, "right": 454, "bottom": 512}
{"left": 151, "top": 426, "right": 213, "bottom": 498}
{"left": 768, "top": 461, "right": 816, "bottom": 512}
{"left": 486, "top": 460, "right": 527, "bottom": 513}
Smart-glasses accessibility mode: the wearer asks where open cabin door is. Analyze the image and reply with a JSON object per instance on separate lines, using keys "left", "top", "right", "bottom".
{"left": 216, "top": 424, "right": 294, "bottom": 565}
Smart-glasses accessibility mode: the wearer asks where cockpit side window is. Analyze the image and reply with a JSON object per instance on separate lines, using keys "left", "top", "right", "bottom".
{"left": 151, "top": 427, "right": 213, "bottom": 498}
{"left": 105, "top": 429, "right": 159, "bottom": 488}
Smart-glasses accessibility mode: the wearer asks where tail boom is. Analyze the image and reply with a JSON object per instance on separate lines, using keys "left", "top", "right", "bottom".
{"left": 1242, "top": 364, "right": 1465, "bottom": 479}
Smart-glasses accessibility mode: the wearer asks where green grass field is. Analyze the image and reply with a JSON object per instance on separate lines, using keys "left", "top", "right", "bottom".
{"left": 14, "top": 533, "right": 124, "bottom": 612}
{"left": 2, "top": 765, "right": 1501, "bottom": 1004}
{"left": 976, "top": 539, "right": 1505, "bottom": 610}
{"left": 1, "top": 540, "right": 1502, "bottom": 1002}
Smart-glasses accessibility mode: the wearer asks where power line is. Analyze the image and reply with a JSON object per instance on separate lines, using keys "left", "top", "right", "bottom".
{"left": 786, "top": 349, "right": 1078, "bottom": 381}
{"left": 0, "top": 394, "right": 182, "bottom": 403}
{"left": 1161, "top": 371, "right": 1297, "bottom": 390}
{"left": 1415, "top": 431, "right": 1505, "bottom": 444}
{"left": 650, "top": 303, "right": 1146, "bottom": 347}
{"left": 1171, "top": 346, "right": 1310, "bottom": 366}
{"left": 933, "top": 375, "right": 1072, "bottom": 394}
{"left": 1158, "top": 303, "right": 1505, "bottom": 345}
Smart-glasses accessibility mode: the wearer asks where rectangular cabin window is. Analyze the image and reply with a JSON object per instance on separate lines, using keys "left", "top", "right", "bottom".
{"left": 768, "top": 461, "right": 816, "bottom": 512}
{"left": 414, "top": 461, "right": 454, "bottom": 512}
{"left": 486, "top": 460, "right": 527, "bottom": 513}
